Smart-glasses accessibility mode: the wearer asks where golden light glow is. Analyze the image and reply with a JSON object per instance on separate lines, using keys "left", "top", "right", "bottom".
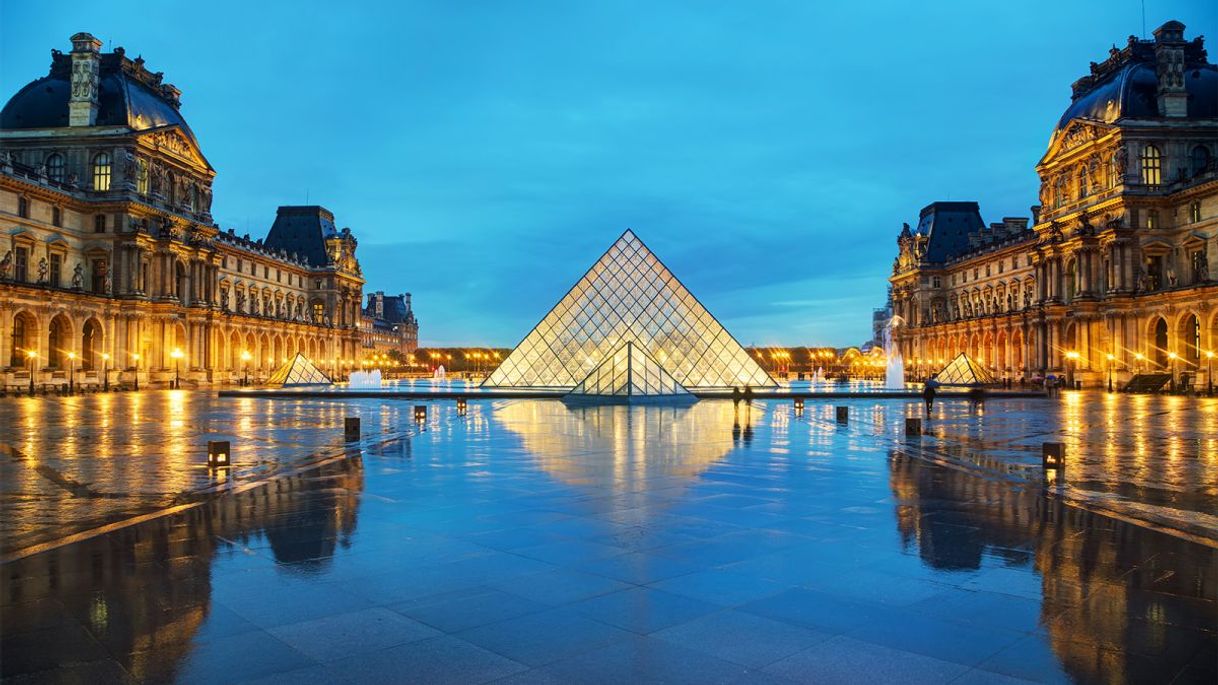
{"left": 25, "top": 350, "right": 37, "bottom": 359}
{"left": 101, "top": 353, "right": 110, "bottom": 361}
{"left": 1168, "top": 352, "right": 1178, "bottom": 360}
{"left": 241, "top": 350, "right": 252, "bottom": 361}
{"left": 170, "top": 348, "right": 184, "bottom": 360}
{"left": 67, "top": 352, "right": 76, "bottom": 360}
{"left": 1065, "top": 351, "right": 1080, "bottom": 361}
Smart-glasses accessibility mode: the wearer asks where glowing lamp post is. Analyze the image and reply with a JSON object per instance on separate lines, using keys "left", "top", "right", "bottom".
{"left": 1105, "top": 353, "right": 1115, "bottom": 393}
{"left": 241, "top": 350, "right": 252, "bottom": 386}
{"left": 101, "top": 353, "right": 110, "bottom": 391}
{"left": 1134, "top": 352, "right": 1145, "bottom": 374}
{"left": 1168, "top": 351, "right": 1179, "bottom": 392}
{"left": 1207, "top": 351, "right": 1215, "bottom": 396}
{"left": 132, "top": 353, "right": 140, "bottom": 391}
{"left": 1064, "top": 351, "right": 1079, "bottom": 389}
{"left": 414, "top": 405, "right": 427, "bottom": 423}
{"left": 26, "top": 350, "right": 37, "bottom": 396}
{"left": 171, "top": 348, "right": 184, "bottom": 389}
{"left": 67, "top": 351, "right": 76, "bottom": 394}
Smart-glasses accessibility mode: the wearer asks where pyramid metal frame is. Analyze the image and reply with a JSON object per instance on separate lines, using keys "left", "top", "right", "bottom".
{"left": 566, "top": 341, "right": 694, "bottom": 401}
{"left": 483, "top": 230, "right": 775, "bottom": 390}
{"left": 266, "top": 352, "right": 333, "bottom": 386}
{"left": 932, "top": 353, "right": 997, "bottom": 387}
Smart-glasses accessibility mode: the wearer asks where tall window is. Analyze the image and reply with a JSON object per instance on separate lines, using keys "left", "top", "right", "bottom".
{"left": 10, "top": 315, "right": 27, "bottom": 366}
{"left": 312, "top": 301, "right": 325, "bottom": 324}
{"left": 52, "top": 206, "right": 62, "bottom": 227}
{"left": 49, "top": 253, "right": 61, "bottom": 287}
{"left": 17, "top": 196, "right": 29, "bottom": 218}
{"left": 1190, "top": 202, "right": 1202, "bottom": 223}
{"left": 46, "top": 153, "right": 65, "bottom": 183}
{"left": 137, "top": 158, "right": 149, "bottom": 195}
{"left": 14, "top": 247, "right": 28, "bottom": 283}
{"left": 1192, "top": 145, "right": 1211, "bottom": 177}
{"left": 1076, "top": 167, "right": 1087, "bottom": 200}
{"left": 1140, "top": 144, "right": 1162, "bottom": 186}
{"left": 92, "top": 152, "right": 111, "bottom": 191}
{"left": 94, "top": 214, "right": 106, "bottom": 233}
{"left": 91, "top": 260, "right": 106, "bottom": 293}
{"left": 1146, "top": 210, "right": 1159, "bottom": 229}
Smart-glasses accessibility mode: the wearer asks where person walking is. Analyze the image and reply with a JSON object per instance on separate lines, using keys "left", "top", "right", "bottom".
{"left": 731, "top": 386, "right": 742, "bottom": 408}
{"left": 922, "top": 379, "right": 937, "bottom": 417}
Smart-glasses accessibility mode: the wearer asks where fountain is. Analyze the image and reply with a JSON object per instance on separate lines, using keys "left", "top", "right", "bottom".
{"left": 348, "top": 369, "right": 383, "bottom": 388}
{"left": 433, "top": 365, "right": 447, "bottom": 382}
{"left": 812, "top": 367, "right": 824, "bottom": 383}
{"left": 883, "top": 315, "right": 906, "bottom": 390}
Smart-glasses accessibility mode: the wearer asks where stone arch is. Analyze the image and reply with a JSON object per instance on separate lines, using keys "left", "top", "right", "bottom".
{"left": 9, "top": 309, "right": 38, "bottom": 367}
{"left": 47, "top": 312, "right": 74, "bottom": 369}
{"left": 996, "top": 330, "right": 1008, "bottom": 371}
{"left": 259, "top": 333, "right": 271, "bottom": 369}
{"left": 1177, "top": 311, "right": 1201, "bottom": 366}
{"left": 81, "top": 317, "right": 104, "bottom": 371}
{"left": 1148, "top": 316, "right": 1169, "bottom": 368}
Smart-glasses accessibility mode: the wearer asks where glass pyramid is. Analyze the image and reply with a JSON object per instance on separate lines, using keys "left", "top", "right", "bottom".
{"left": 567, "top": 341, "right": 693, "bottom": 401}
{"left": 266, "top": 353, "right": 333, "bottom": 386}
{"left": 932, "top": 353, "right": 997, "bottom": 387}
{"left": 484, "top": 230, "right": 775, "bottom": 390}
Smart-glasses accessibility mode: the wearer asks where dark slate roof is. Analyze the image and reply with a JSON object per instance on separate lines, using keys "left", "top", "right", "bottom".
{"left": 1, "top": 49, "right": 205, "bottom": 155}
{"left": 915, "top": 202, "right": 986, "bottom": 263}
{"left": 364, "top": 293, "right": 415, "bottom": 325}
{"left": 264, "top": 206, "right": 338, "bottom": 267}
{"left": 1056, "top": 30, "right": 1218, "bottom": 131}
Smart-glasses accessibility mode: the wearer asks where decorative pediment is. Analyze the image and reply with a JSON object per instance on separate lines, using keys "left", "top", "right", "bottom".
{"left": 139, "top": 126, "right": 212, "bottom": 171}
{"left": 1040, "top": 119, "right": 1114, "bottom": 166}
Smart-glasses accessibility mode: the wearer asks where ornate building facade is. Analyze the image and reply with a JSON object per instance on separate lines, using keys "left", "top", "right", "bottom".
{"left": 0, "top": 33, "right": 365, "bottom": 388}
{"left": 360, "top": 291, "right": 419, "bottom": 356}
{"left": 891, "top": 21, "right": 1218, "bottom": 388}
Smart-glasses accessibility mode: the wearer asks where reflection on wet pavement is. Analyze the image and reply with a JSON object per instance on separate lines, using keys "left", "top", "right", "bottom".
{"left": 0, "top": 395, "right": 1215, "bottom": 683}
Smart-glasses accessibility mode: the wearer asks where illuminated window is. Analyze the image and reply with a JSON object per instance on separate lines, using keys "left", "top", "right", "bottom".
{"left": 91, "top": 152, "right": 111, "bottom": 191}
{"left": 46, "top": 153, "right": 65, "bottom": 182}
{"left": 1139, "top": 145, "right": 1161, "bottom": 186}
{"left": 1192, "top": 145, "right": 1211, "bottom": 177}
{"left": 1190, "top": 201, "right": 1202, "bottom": 223}
{"left": 312, "top": 301, "right": 325, "bottom": 324}
{"left": 1146, "top": 210, "right": 1159, "bottom": 229}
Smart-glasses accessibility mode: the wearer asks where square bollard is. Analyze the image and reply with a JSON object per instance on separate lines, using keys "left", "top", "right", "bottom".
{"left": 1042, "top": 442, "right": 1065, "bottom": 471}
{"left": 207, "top": 440, "right": 231, "bottom": 468}
{"left": 344, "top": 417, "right": 360, "bottom": 442}
{"left": 835, "top": 406, "right": 848, "bottom": 423}
{"left": 456, "top": 397, "right": 468, "bottom": 415}
{"left": 905, "top": 418, "right": 922, "bottom": 436}
{"left": 414, "top": 405, "right": 428, "bottom": 422}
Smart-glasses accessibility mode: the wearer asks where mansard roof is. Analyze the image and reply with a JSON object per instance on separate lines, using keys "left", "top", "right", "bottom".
{"left": 264, "top": 206, "right": 340, "bottom": 267}
{"left": 914, "top": 202, "right": 986, "bottom": 263}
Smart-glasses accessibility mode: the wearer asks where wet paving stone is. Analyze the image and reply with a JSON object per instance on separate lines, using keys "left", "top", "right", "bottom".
{"left": 0, "top": 394, "right": 1215, "bottom": 683}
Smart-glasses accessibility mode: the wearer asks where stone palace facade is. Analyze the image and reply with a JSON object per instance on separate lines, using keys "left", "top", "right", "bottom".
{"left": 890, "top": 21, "right": 1218, "bottom": 389}
{"left": 0, "top": 33, "right": 367, "bottom": 388}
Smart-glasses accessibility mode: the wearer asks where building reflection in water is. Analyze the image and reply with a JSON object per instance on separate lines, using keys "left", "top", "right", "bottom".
{"left": 888, "top": 450, "right": 1217, "bottom": 683}
{"left": 493, "top": 399, "right": 748, "bottom": 488}
{"left": 0, "top": 458, "right": 364, "bottom": 683}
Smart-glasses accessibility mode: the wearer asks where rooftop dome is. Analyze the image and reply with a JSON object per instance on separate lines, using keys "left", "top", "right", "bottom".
{"left": 1055, "top": 25, "right": 1218, "bottom": 131}
{"left": 0, "top": 42, "right": 203, "bottom": 150}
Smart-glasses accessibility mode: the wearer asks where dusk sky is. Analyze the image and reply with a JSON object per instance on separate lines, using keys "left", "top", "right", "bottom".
{"left": 4, "top": 1, "right": 1215, "bottom": 347}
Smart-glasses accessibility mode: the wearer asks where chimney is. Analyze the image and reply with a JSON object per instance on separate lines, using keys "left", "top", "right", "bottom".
{"left": 68, "top": 32, "right": 102, "bottom": 127}
{"left": 1153, "top": 21, "right": 1188, "bottom": 117}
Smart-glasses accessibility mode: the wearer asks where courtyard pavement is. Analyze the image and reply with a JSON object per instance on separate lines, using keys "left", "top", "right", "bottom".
{"left": 0, "top": 392, "right": 1215, "bottom": 683}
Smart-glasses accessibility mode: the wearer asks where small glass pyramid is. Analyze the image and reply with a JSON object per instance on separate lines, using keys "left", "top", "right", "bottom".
{"left": 266, "top": 353, "right": 333, "bottom": 386}
{"left": 932, "top": 353, "right": 997, "bottom": 387}
{"left": 484, "top": 230, "right": 774, "bottom": 390}
{"left": 567, "top": 341, "right": 693, "bottom": 402}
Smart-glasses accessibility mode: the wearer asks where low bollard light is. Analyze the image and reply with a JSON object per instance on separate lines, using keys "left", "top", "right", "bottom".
{"left": 344, "top": 417, "right": 360, "bottom": 442}
{"left": 456, "top": 397, "right": 468, "bottom": 415}
{"left": 835, "top": 406, "right": 848, "bottom": 424}
{"left": 1042, "top": 442, "right": 1065, "bottom": 482}
{"left": 905, "top": 418, "right": 922, "bottom": 436}
{"left": 414, "top": 405, "right": 428, "bottom": 422}
{"left": 207, "top": 440, "right": 231, "bottom": 468}
{"left": 793, "top": 397, "right": 804, "bottom": 416}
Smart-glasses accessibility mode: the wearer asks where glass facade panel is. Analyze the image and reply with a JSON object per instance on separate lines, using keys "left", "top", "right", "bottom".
{"left": 932, "top": 353, "right": 997, "bottom": 387}
{"left": 267, "top": 353, "right": 333, "bottom": 386}
{"left": 485, "top": 230, "right": 774, "bottom": 390}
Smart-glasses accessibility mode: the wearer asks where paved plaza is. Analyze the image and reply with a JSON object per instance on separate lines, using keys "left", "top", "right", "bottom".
{"left": 0, "top": 392, "right": 1215, "bottom": 683}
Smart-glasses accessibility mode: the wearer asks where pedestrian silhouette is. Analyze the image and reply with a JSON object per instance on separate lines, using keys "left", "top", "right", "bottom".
{"left": 922, "top": 379, "right": 937, "bottom": 417}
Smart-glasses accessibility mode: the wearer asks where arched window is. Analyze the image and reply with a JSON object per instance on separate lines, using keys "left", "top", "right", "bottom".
{"left": 91, "top": 153, "right": 111, "bottom": 191}
{"left": 1076, "top": 166, "right": 1087, "bottom": 200}
{"left": 46, "top": 153, "right": 65, "bottom": 183}
{"left": 1192, "top": 145, "right": 1211, "bottom": 177}
{"left": 1139, "top": 145, "right": 1161, "bottom": 186}
{"left": 10, "top": 314, "right": 29, "bottom": 367}
{"left": 136, "top": 158, "right": 149, "bottom": 195}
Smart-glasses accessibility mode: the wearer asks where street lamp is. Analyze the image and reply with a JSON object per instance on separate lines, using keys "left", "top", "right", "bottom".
{"left": 1134, "top": 352, "right": 1144, "bottom": 374}
{"left": 1105, "top": 353, "right": 1115, "bottom": 393}
{"left": 171, "top": 347, "right": 184, "bottom": 389}
{"left": 26, "top": 350, "right": 36, "bottom": 395}
{"left": 1206, "top": 350, "right": 1215, "bottom": 396}
{"left": 1167, "top": 351, "right": 1179, "bottom": 392}
{"left": 101, "top": 353, "right": 110, "bottom": 391}
{"left": 132, "top": 353, "right": 140, "bottom": 391}
{"left": 67, "top": 351, "right": 76, "bottom": 394}
{"left": 241, "top": 350, "right": 252, "bottom": 386}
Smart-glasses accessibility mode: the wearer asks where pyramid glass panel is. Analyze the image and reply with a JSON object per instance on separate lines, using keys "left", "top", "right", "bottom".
{"left": 485, "top": 230, "right": 775, "bottom": 390}
{"left": 266, "top": 353, "right": 333, "bottom": 386}
{"left": 567, "top": 342, "right": 693, "bottom": 401}
{"left": 932, "top": 353, "right": 997, "bottom": 387}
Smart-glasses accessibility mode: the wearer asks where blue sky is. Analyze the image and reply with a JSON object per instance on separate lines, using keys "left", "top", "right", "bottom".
{"left": 3, "top": 1, "right": 1214, "bottom": 346}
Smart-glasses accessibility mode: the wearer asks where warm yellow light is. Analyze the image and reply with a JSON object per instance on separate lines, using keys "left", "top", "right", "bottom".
{"left": 1207, "top": 351, "right": 1216, "bottom": 359}
{"left": 67, "top": 352, "right": 76, "bottom": 360}
{"left": 1106, "top": 353, "right": 1115, "bottom": 361}
{"left": 1065, "top": 351, "right": 1079, "bottom": 360}
{"left": 171, "top": 348, "right": 184, "bottom": 360}
{"left": 132, "top": 353, "right": 140, "bottom": 361}
{"left": 25, "top": 350, "right": 37, "bottom": 359}
{"left": 1168, "top": 352, "right": 1178, "bottom": 360}
{"left": 101, "top": 353, "right": 110, "bottom": 361}
{"left": 241, "top": 350, "right": 252, "bottom": 361}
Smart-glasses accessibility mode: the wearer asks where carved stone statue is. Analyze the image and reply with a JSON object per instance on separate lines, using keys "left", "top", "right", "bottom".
{"left": 1165, "top": 261, "right": 1177, "bottom": 287}
{"left": 37, "top": 258, "right": 47, "bottom": 284}
{"left": 1114, "top": 145, "right": 1128, "bottom": 178}
{"left": 71, "top": 263, "right": 84, "bottom": 289}
{"left": 103, "top": 266, "right": 112, "bottom": 293}
{"left": 0, "top": 250, "right": 11, "bottom": 279}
